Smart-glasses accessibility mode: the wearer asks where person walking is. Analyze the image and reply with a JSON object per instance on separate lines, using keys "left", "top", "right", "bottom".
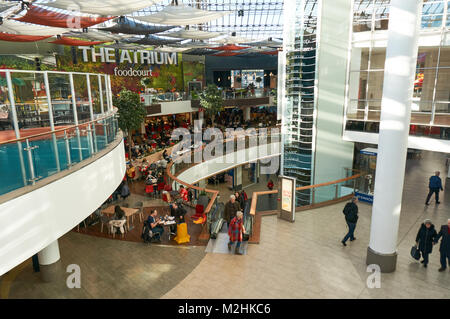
{"left": 224, "top": 195, "right": 239, "bottom": 228}
{"left": 228, "top": 211, "right": 246, "bottom": 255}
{"left": 341, "top": 197, "right": 359, "bottom": 246}
{"left": 425, "top": 171, "right": 443, "bottom": 205}
{"left": 435, "top": 219, "right": 450, "bottom": 272}
{"left": 415, "top": 219, "right": 437, "bottom": 268}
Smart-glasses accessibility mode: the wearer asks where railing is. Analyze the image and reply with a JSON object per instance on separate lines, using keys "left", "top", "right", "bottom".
{"left": 141, "top": 89, "right": 276, "bottom": 105}
{"left": 249, "top": 173, "right": 362, "bottom": 217}
{"left": 0, "top": 111, "right": 119, "bottom": 197}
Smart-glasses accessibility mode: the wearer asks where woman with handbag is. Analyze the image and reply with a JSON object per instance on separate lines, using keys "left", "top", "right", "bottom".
{"left": 415, "top": 219, "right": 438, "bottom": 268}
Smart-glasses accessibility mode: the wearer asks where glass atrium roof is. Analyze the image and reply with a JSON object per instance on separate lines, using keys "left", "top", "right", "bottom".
{"left": 133, "top": 0, "right": 285, "bottom": 41}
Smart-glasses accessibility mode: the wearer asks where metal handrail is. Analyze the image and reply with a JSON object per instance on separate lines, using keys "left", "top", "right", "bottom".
{"left": 249, "top": 173, "right": 362, "bottom": 217}
{"left": 0, "top": 111, "right": 116, "bottom": 146}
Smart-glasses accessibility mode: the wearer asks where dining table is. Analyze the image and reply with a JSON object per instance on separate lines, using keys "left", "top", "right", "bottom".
{"left": 101, "top": 205, "right": 139, "bottom": 232}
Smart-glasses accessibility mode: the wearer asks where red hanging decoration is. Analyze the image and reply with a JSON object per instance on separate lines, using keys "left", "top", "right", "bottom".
{"left": 209, "top": 44, "right": 250, "bottom": 51}
{"left": 0, "top": 33, "right": 52, "bottom": 42}
{"left": 15, "top": 5, "right": 114, "bottom": 29}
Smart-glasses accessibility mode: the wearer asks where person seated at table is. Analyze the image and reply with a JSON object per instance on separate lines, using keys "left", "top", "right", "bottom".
{"left": 113, "top": 205, "right": 125, "bottom": 220}
{"left": 179, "top": 185, "right": 189, "bottom": 202}
{"left": 147, "top": 209, "right": 164, "bottom": 240}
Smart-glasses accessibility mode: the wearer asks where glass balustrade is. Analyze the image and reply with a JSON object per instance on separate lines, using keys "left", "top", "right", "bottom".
{"left": 0, "top": 69, "right": 118, "bottom": 197}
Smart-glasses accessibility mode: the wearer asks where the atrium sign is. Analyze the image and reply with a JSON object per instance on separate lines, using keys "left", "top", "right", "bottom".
{"left": 78, "top": 46, "right": 178, "bottom": 65}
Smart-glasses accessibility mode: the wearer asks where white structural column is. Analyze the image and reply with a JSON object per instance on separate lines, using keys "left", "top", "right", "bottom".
{"left": 366, "top": 0, "right": 422, "bottom": 273}
{"left": 243, "top": 107, "right": 251, "bottom": 121}
{"left": 37, "top": 240, "right": 61, "bottom": 282}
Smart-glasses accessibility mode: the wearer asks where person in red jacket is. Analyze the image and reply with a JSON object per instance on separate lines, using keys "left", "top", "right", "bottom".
{"left": 228, "top": 211, "right": 246, "bottom": 255}
{"left": 179, "top": 185, "right": 189, "bottom": 202}
{"left": 267, "top": 179, "right": 274, "bottom": 191}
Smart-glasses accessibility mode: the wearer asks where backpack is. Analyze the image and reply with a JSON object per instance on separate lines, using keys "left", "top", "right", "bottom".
{"left": 141, "top": 222, "right": 153, "bottom": 243}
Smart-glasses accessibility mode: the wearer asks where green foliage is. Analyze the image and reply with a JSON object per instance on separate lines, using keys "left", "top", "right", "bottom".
{"left": 114, "top": 89, "right": 146, "bottom": 135}
{"left": 199, "top": 84, "right": 223, "bottom": 119}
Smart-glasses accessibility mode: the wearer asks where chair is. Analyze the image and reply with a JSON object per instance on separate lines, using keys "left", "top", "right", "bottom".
{"left": 133, "top": 201, "right": 144, "bottom": 222}
{"left": 109, "top": 219, "right": 127, "bottom": 238}
{"left": 100, "top": 214, "right": 112, "bottom": 234}
{"left": 191, "top": 204, "right": 204, "bottom": 221}
{"left": 77, "top": 219, "right": 87, "bottom": 232}
{"left": 145, "top": 185, "right": 154, "bottom": 198}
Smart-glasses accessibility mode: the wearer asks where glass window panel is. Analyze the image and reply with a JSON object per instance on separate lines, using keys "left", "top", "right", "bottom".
{"left": 435, "top": 67, "right": 450, "bottom": 101}
{"left": 367, "top": 111, "right": 381, "bottom": 122}
{"left": 367, "top": 71, "right": 384, "bottom": 100}
{"left": 10, "top": 72, "right": 51, "bottom": 130}
{"left": 434, "top": 103, "right": 450, "bottom": 126}
{"left": 0, "top": 73, "right": 13, "bottom": 131}
{"left": 353, "top": 19, "right": 372, "bottom": 32}
{"left": 357, "top": 71, "right": 368, "bottom": 100}
{"left": 438, "top": 47, "right": 450, "bottom": 66}
{"left": 47, "top": 72, "right": 74, "bottom": 126}
{"left": 346, "top": 100, "right": 365, "bottom": 120}
{"left": 413, "top": 68, "right": 436, "bottom": 101}
{"left": 417, "top": 47, "right": 439, "bottom": 69}
{"left": 421, "top": 14, "right": 443, "bottom": 28}
{"left": 72, "top": 74, "right": 90, "bottom": 123}
{"left": 89, "top": 75, "right": 102, "bottom": 116}
{"left": 423, "top": 1, "right": 444, "bottom": 15}
{"left": 369, "top": 48, "right": 386, "bottom": 70}
{"left": 374, "top": 17, "right": 389, "bottom": 30}
{"left": 411, "top": 110, "right": 432, "bottom": 125}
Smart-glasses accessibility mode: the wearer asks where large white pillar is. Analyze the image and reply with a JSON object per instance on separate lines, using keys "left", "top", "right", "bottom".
{"left": 38, "top": 240, "right": 61, "bottom": 282}
{"left": 366, "top": 0, "right": 422, "bottom": 273}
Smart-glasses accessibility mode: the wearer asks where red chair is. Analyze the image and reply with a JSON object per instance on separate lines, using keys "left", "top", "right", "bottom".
{"left": 145, "top": 185, "right": 154, "bottom": 197}
{"left": 162, "top": 192, "right": 168, "bottom": 202}
{"left": 157, "top": 183, "right": 165, "bottom": 192}
{"left": 191, "top": 204, "right": 204, "bottom": 221}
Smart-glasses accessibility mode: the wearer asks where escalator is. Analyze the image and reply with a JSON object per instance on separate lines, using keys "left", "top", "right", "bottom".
{"left": 209, "top": 202, "right": 225, "bottom": 239}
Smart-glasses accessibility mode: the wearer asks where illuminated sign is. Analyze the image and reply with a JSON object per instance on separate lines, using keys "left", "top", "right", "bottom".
{"left": 280, "top": 176, "right": 296, "bottom": 222}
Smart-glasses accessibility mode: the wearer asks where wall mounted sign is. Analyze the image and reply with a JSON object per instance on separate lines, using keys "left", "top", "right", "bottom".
{"left": 78, "top": 46, "right": 178, "bottom": 65}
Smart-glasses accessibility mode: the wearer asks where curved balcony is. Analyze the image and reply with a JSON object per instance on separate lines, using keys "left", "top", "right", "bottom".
{"left": 0, "top": 70, "right": 124, "bottom": 276}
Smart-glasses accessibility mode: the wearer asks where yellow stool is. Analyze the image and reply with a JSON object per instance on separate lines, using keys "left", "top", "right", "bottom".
{"left": 174, "top": 222, "right": 190, "bottom": 244}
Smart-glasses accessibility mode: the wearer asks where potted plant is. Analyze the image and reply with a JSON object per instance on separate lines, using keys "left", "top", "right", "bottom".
{"left": 114, "top": 89, "right": 146, "bottom": 159}
{"left": 199, "top": 84, "right": 223, "bottom": 124}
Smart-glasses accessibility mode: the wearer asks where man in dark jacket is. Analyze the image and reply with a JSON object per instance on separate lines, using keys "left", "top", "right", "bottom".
{"left": 425, "top": 171, "right": 443, "bottom": 205}
{"left": 224, "top": 195, "right": 239, "bottom": 227}
{"left": 435, "top": 219, "right": 450, "bottom": 272}
{"left": 341, "top": 197, "right": 359, "bottom": 246}
{"left": 415, "top": 219, "right": 437, "bottom": 268}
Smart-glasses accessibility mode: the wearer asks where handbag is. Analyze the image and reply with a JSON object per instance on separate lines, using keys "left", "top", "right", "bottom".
{"left": 410, "top": 245, "right": 421, "bottom": 260}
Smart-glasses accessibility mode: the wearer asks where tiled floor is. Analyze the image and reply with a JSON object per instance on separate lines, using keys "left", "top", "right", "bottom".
{"left": 3, "top": 232, "right": 206, "bottom": 299}
{"left": 2, "top": 151, "right": 450, "bottom": 299}
{"left": 162, "top": 150, "right": 450, "bottom": 299}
